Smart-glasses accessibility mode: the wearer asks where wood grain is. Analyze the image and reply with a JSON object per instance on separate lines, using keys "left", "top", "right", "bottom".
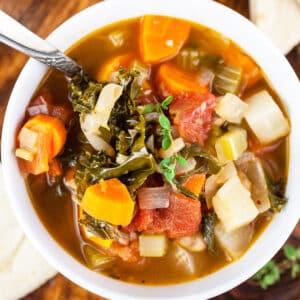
{"left": 0, "top": 0, "right": 299, "bottom": 299}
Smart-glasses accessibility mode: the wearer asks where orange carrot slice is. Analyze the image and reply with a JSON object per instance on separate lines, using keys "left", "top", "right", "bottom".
{"left": 17, "top": 114, "right": 67, "bottom": 175}
{"left": 156, "top": 63, "right": 209, "bottom": 96}
{"left": 183, "top": 174, "right": 206, "bottom": 196}
{"left": 81, "top": 178, "right": 135, "bottom": 226}
{"left": 96, "top": 53, "right": 134, "bottom": 82}
{"left": 140, "top": 15, "right": 191, "bottom": 64}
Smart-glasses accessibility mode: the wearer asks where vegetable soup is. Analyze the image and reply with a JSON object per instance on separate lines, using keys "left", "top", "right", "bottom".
{"left": 16, "top": 16, "right": 290, "bottom": 285}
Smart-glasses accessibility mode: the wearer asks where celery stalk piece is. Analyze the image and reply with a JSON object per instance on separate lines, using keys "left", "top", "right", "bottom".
{"left": 212, "top": 176, "right": 259, "bottom": 232}
{"left": 244, "top": 90, "right": 290, "bottom": 145}
{"left": 215, "top": 128, "right": 248, "bottom": 163}
{"left": 213, "top": 63, "right": 242, "bottom": 95}
{"left": 215, "top": 93, "right": 248, "bottom": 124}
{"left": 139, "top": 234, "right": 168, "bottom": 257}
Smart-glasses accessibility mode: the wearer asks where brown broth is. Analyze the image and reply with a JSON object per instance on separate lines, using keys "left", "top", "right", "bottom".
{"left": 27, "top": 17, "right": 288, "bottom": 285}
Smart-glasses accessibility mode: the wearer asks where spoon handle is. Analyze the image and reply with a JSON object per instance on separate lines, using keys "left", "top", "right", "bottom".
{"left": 0, "top": 10, "right": 82, "bottom": 77}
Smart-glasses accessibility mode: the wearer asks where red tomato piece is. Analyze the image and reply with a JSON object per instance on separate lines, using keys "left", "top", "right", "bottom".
{"left": 124, "top": 192, "right": 201, "bottom": 239}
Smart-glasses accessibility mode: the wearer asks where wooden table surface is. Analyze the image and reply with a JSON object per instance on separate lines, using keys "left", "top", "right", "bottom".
{"left": 0, "top": 0, "right": 300, "bottom": 299}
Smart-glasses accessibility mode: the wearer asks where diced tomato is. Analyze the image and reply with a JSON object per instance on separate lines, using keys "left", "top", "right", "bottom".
{"left": 125, "top": 192, "right": 201, "bottom": 239}
{"left": 169, "top": 92, "right": 216, "bottom": 147}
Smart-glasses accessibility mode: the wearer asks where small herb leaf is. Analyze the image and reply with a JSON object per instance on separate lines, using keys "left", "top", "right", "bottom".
{"left": 143, "top": 104, "right": 154, "bottom": 114}
{"left": 162, "top": 135, "right": 172, "bottom": 150}
{"left": 159, "top": 114, "right": 171, "bottom": 130}
{"left": 284, "top": 245, "right": 298, "bottom": 261}
{"left": 163, "top": 168, "right": 175, "bottom": 182}
{"left": 176, "top": 155, "right": 188, "bottom": 167}
{"left": 161, "top": 96, "right": 174, "bottom": 110}
{"left": 291, "top": 263, "right": 300, "bottom": 279}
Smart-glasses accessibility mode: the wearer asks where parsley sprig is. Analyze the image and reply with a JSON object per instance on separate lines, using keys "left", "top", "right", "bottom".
{"left": 143, "top": 96, "right": 188, "bottom": 182}
{"left": 254, "top": 244, "right": 300, "bottom": 289}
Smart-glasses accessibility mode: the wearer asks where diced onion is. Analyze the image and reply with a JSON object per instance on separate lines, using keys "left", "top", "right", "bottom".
{"left": 215, "top": 222, "right": 254, "bottom": 259}
{"left": 215, "top": 93, "right": 248, "bottom": 124}
{"left": 83, "top": 131, "right": 115, "bottom": 157}
{"left": 15, "top": 148, "right": 34, "bottom": 161}
{"left": 138, "top": 186, "right": 170, "bottom": 209}
{"left": 175, "top": 157, "right": 197, "bottom": 175}
{"left": 18, "top": 127, "right": 38, "bottom": 152}
{"left": 27, "top": 104, "right": 49, "bottom": 116}
{"left": 235, "top": 152, "right": 270, "bottom": 213}
{"left": 173, "top": 244, "right": 195, "bottom": 274}
{"left": 139, "top": 234, "right": 168, "bottom": 257}
{"left": 176, "top": 233, "right": 206, "bottom": 252}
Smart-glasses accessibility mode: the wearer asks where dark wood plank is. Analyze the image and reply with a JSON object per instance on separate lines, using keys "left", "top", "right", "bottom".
{"left": 0, "top": 0, "right": 299, "bottom": 299}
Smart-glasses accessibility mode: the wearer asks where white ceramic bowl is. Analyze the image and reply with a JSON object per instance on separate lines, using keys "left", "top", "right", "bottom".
{"left": 2, "top": 0, "right": 300, "bottom": 299}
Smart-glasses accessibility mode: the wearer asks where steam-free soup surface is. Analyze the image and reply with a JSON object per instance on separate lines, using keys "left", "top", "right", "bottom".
{"left": 21, "top": 16, "right": 289, "bottom": 285}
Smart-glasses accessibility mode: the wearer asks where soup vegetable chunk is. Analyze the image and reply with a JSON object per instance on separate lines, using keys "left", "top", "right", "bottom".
{"left": 15, "top": 15, "right": 290, "bottom": 284}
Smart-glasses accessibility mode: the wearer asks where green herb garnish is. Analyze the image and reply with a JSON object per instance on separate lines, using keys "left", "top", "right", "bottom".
{"left": 254, "top": 244, "right": 300, "bottom": 289}
{"left": 159, "top": 154, "right": 188, "bottom": 183}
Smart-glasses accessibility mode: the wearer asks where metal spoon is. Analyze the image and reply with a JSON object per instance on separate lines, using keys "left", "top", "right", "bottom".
{"left": 0, "top": 10, "right": 82, "bottom": 78}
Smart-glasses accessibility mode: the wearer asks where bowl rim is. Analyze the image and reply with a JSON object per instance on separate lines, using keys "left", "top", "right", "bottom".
{"left": 2, "top": 0, "right": 300, "bottom": 299}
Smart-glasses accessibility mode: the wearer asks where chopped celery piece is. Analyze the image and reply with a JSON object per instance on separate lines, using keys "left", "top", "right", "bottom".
{"left": 215, "top": 127, "right": 247, "bottom": 163}
{"left": 215, "top": 222, "right": 254, "bottom": 259}
{"left": 176, "top": 48, "right": 201, "bottom": 71}
{"left": 212, "top": 176, "right": 259, "bottom": 232}
{"left": 139, "top": 234, "right": 168, "bottom": 257}
{"left": 215, "top": 93, "right": 248, "bottom": 124}
{"left": 83, "top": 245, "right": 115, "bottom": 270}
{"left": 108, "top": 30, "right": 125, "bottom": 47}
{"left": 177, "top": 48, "right": 220, "bottom": 71}
{"left": 213, "top": 63, "right": 242, "bottom": 95}
{"left": 244, "top": 90, "right": 290, "bottom": 145}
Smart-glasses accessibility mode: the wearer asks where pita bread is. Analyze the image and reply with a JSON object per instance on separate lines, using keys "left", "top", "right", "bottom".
{"left": 250, "top": 0, "right": 300, "bottom": 54}
{"left": 0, "top": 166, "right": 56, "bottom": 300}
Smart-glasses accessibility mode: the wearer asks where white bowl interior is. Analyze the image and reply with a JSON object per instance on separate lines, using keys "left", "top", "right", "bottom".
{"left": 2, "top": 0, "right": 300, "bottom": 299}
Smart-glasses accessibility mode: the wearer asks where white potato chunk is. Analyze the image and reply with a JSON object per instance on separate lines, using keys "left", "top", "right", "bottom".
{"left": 212, "top": 176, "right": 259, "bottom": 232}
{"left": 205, "top": 161, "right": 237, "bottom": 209}
{"left": 244, "top": 90, "right": 290, "bottom": 144}
{"left": 215, "top": 222, "right": 254, "bottom": 259}
{"left": 215, "top": 127, "right": 248, "bottom": 163}
{"left": 176, "top": 233, "right": 207, "bottom": 252}
{"left": 139, "top": 234, "right": 168, "bottom": 257}
{"left": 215, "top": 93, "right": 248, "bottom": 124}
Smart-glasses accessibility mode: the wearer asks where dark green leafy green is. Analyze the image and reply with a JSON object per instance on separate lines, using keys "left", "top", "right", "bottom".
{"left": 68, "top": 72, "right": 102, "bottom": 113}
{"left": 201, "top": 212, "right": 217, "bottom": 255}
{"left": 268, "top": 178, "right": 287, "bottom": 212}
{"left": 182, "top": 144, "right": 221, "bottom": 174}
{"left": 79, "top": 212, "right": 122, "bottom": 240}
